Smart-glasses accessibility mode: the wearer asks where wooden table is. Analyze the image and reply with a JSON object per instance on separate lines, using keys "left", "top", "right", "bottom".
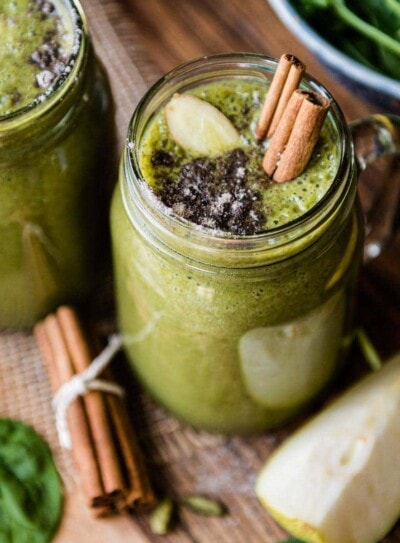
{"left": 54, "top": 0, "right": 400, "bottom": 541}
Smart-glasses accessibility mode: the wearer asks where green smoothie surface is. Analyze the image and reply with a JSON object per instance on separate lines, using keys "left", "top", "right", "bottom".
{"left": 0, "top": 0, "right": 74, "bottom": 116}
{"left": 138, "top": 79, "right": 339, "bottom": 233}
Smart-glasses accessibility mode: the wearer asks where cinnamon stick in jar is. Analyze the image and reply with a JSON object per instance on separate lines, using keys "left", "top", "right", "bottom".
{"left": 263, "top": 89, "right": 331, "bottom": 183}
{"left": 255, "top": 53, "right": 305, "bottom": 140}
{"left": 263, "top": 89, "right": 308, "bottom": 177}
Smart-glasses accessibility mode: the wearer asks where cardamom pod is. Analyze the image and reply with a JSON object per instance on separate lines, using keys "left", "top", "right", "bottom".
{"left": 182, "top": 495, "right": 226, "bottom": 516}
{"left": 149, "top": 498, "right": 174, "bottom": 535}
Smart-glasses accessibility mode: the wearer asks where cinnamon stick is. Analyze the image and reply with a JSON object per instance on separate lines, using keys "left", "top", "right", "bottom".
{"left": 105, "top": 390, "right": 156, "bottom": 510}
{"left": 34, "top": 318, "right": 107, "bottom": 514}
{"left": 34, "top": 306, "right": 156, "bottom": 516}
{"left": 263, "top": 89, "right": 308, "bottom": 177}
{"left": 255, "top": 53, "right": 305, "bottom": 140}
{"left": 263, "top": 89, "right": 331, "bottom": 183}
{"left": 56, "top": 306, "right": 125, "bottom": 502}
{"left": 89, "top": 333, "right": 156, "bottom": 511}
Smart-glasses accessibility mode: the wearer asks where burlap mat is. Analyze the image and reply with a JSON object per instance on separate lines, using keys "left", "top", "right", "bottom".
{"left": 0, "top": 1, "right": 290, "bottom": 541}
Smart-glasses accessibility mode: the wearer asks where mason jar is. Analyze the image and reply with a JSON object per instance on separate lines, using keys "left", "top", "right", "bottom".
{"left": 111, "top": 53, "right": 399, "bottom": 433}
{"left": 0, "top": 0, "right": 114, "bottom": 329}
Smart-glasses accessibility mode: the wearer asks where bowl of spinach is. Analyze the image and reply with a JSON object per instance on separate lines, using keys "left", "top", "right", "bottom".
{"left": 269, "top": 0, "right": 400, "bottom": 112}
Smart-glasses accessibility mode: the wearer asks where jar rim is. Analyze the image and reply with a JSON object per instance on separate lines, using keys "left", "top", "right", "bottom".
{"left": 124, "top": 52, "right": 356, "bottom": 265}
{"left": 0, "top": 0, "right": 86, "bottom": 130}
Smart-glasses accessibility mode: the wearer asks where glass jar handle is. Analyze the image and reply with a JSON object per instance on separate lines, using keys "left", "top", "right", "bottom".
{"left": 350, "top": 114, "right": 400, "bottom": 261}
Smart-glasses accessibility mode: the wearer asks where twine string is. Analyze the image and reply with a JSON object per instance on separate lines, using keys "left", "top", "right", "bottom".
{"left": 52, "top": 334, "right": 124, "bottom": 449}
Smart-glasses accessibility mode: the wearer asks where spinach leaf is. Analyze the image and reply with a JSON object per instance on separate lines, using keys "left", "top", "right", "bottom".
{"left": 0, "top": 419, "right": 63, "bottom": 543}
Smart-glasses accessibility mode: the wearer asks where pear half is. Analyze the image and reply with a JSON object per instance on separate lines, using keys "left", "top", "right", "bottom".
{"left": 165, "top": 94, "right": 241, "bottom": 156}
{"left": 256, "top": 353, "right": 400, "bottom": 543}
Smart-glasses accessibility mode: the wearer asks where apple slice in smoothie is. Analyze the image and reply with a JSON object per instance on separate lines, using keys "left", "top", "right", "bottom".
{"left": 239, "top": 291, "right": 346, "bottom": 409}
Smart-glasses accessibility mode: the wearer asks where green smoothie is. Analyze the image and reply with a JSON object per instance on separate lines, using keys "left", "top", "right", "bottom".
{"left": 0, "top": 0, "right": 113, "bottom": 328}
{"left": 111, "top": 56, "right": 363, "bottom": 433}
{"left": 0, "top": 0, "right": 73, "bottom": 116}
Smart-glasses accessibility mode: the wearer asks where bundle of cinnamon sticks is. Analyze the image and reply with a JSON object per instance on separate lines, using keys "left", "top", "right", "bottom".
{"left": 34, "top": 306, "right": 156, "bottom": 516}
{"left": 257, "top": 53, "right": 331, "bottom": 183}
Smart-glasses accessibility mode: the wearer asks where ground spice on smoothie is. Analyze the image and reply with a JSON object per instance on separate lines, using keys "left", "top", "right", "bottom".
{"left": 153, "top": 149, "right": 266, "bottom": 235}
{"left": 29, "top": 0, "right": 70, "bottom": 90}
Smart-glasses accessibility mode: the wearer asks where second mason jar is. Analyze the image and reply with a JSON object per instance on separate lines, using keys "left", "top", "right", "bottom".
{"left": 0, "top": 0, "right": 114, "bottom": 328}
{"left": 111, "top": 53, "right": 366, "bottom": 433}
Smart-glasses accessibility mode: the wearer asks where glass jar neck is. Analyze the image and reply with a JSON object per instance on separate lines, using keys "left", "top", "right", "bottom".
{"left": 0, "top": 0, "right": 87, "bottom": 150}
{"left": 122, "top": 53, "right": 358, "bottom": 269}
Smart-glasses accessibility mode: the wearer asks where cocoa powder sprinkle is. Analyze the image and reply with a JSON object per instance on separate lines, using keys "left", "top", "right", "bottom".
{"left": 28, "top": 1, "right": 70, "bottom": 90}
{"left": 154, "top": 149, "right": 266, "bottom": 235}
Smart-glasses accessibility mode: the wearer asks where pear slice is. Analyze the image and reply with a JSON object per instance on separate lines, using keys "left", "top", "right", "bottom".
{"left": 256, "top": 353, "right": 400, "bottom": 543}
{"left": 165, "top": 94, "right": 241, "bottom": 156}
{"left": 239, "top": 292, "right": 345, "bottom": 409}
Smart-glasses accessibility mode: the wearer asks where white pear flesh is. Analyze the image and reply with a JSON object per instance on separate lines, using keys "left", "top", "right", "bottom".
{"left": 239, "top": 292, "right": 345, "bottom": 409}
{"left": 256, "top": 353, "right": 400, "bottom": 543}
{"left": 165, "top": 94, "right": 241, "bottom": 156}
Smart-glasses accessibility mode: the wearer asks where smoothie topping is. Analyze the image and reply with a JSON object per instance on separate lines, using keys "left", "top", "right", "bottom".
{"left": 29, "top": 0, "right": 72, "bottom": 91}
{"left": 31, "top": 0, "right": 56, "bottom": 16}
{"left": 257, "top": 53, "right": 331, "bottom": 183}
{"left": 263, "top": 89, "right": 331, "bottom": 183}
{"left": 157, "top": 148, "right": 265, "bottom": 235}
{"left": 148, "top": 89, "right": 265, "bottom": 234}
{"left": 30, "top": 29, "right": 70, "bottom": 90}
{"left": 0, "top": 0, "right": 73, "bottom": 116}
{"left": 139, "top": 78, "right": 338, "bottom": 232}
{"left": 255, "top": 53, "right": 306, "bottom": 140}
{"left": 165, "top": 94, "right": 241, "bottom": 157}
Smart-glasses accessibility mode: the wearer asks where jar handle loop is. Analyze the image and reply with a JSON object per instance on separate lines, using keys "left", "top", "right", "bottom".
{"left": 350, "top": 114, "right": 400, "bottom": 261}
